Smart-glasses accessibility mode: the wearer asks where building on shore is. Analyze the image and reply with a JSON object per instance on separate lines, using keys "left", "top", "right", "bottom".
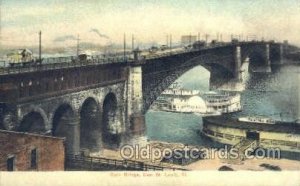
{"left": 0, "top": 130, "right": 65, "bottom": 171}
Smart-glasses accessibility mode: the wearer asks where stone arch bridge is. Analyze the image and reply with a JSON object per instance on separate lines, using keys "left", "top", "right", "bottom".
{"left": 0, "top": 41, "right": 289, "bottom": 154}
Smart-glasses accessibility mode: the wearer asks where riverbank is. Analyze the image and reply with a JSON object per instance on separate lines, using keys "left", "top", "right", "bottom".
{"left": 186, "top": 154, "right": 300, "bottom": 171}
{"left": 90, "top": 140, "right": 300, "bottom": 171}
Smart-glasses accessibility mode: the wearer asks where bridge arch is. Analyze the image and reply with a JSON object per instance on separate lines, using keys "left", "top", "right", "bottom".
{"left": 80, "top": 97, "right": 102, "bottom": 152}
{"left": 102, "top": 92, "right": 121, "bottom": 148}
{"left": 52, "top": 103, "right": 80, "bottom": 155}
{"left": 240, "top": 44, "right": 271, "bottom": 72}
{"left": 19, "top": 111, "right": 47, "bottom": 133}
{"left": 186, "top": 54, "right": 235, "bottom": 76}
{"left": 142, "top": 52, "right": 235, "bottom": 113}
{"left": 247, "top": 51, "right": 266, "bottom": 71}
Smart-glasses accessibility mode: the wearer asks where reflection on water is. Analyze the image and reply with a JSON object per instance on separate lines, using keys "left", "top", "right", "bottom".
{"left": 237, "top": 65, "right": 299, "bottom": 121}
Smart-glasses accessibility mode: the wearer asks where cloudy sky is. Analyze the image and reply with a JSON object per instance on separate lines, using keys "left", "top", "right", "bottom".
{"left": 1, "top": 0, "right": 300, "bottom": 48}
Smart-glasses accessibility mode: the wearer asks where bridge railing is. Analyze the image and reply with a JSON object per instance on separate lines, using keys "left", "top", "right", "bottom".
{"left": 0, "top": 41, "right": 267, "bottom": 75}
{"left": 143, "top": 42, "right": 233, "bottom": 60}
{"left": 0, "top": 54, "right": 135, "bottom": 75}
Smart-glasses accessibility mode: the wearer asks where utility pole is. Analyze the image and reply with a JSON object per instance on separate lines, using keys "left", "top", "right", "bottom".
{"left": 189, "top": 33, "right": 191, "bottom": 46}
{"left": 198, "top": 32, "right": 200, "bottom": 41}
{"left": 123, "top": 33, "right": 126, "bottom": 61}
{"left": 0, "top": 0, "right": 2, "bottom": 51}
{"left": 132, "top": 34, "right": 134, "bottom": 51}
{"left": 76, "top": 34, "right": 80, "bottom": 57}
{"left": 205, "top": 34, "right": 209, "bottom": 44}
{"left": 170, "top": 34, "right": 172, "bottom": 53}
{"left": 39, "top": 31, "right": 42, "bottom": 62}
{"left": 166, "top": 35, "right": 169, "bottom": 48}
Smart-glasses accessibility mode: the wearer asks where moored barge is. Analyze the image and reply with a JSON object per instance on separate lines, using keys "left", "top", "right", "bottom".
{"left": 202, "top": 116, "right": 300, "bottom": 152}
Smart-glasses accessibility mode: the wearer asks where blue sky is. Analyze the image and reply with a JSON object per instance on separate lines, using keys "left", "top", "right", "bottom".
{"left": 1, "top": 0, "right": 300, "bottom": 47}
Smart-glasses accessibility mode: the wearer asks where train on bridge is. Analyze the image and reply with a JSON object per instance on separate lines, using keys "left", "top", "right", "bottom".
{"left": 3, "top": 49, "right": 42, "bottom": 67}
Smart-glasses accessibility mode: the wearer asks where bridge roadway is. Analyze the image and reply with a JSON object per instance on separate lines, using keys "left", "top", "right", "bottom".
{"left": 0, "top": 43, "right": 220, "bottom": 75}
{"left": 0, "top": 41, "right": 289, "bottom": 155}
{"left": 0, "top": 41, "right": 271, "bottom": 75}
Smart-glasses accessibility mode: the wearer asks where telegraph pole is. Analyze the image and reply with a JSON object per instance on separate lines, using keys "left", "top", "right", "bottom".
{"left": 170, "top": 34, "right": 172, "bottom": 53}
{"left": 0, "top": 0, "right": 2, "bottom": 51}
{"left": 123, "top": 33, "right": 126, "bottom": 61}
{"left": 132, "top": 34, "right": 134, "bottom": 51}
{"left": 205, "top": 34, "right": 209, "bottom": 44}
{"left": 166, "top": 35, "right": 169, "bottom": 48}
{"left": 39, "top": 31, "right": 42, "bottom": 62}
{"left": 76, "top": 34, "right": 80, "bottom": 57}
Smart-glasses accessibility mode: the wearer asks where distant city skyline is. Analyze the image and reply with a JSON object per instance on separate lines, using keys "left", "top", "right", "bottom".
{"left": 1, "top": 0, "right": 300, "bottom": 49}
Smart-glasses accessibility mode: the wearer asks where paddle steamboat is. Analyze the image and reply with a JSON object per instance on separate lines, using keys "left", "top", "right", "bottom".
{"left": 151, "top": 82, "right": 242, "bottom": 116}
